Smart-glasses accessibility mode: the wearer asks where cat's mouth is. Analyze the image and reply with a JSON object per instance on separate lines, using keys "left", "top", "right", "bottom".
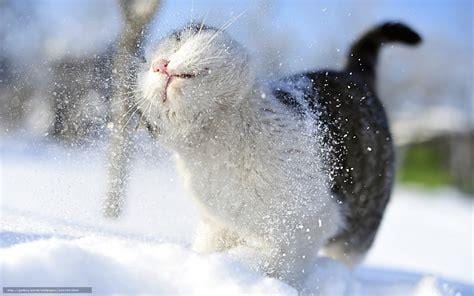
{"left": 163, "top": 73, "right": 196, "bottom": 102}
{"left": 162, "top": 69, "right": 209, "bottom": 102}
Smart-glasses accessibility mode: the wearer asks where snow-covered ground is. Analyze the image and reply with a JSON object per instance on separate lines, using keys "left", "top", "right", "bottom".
{"left": 1, "top": 138, "right": 473, "bottom": 295}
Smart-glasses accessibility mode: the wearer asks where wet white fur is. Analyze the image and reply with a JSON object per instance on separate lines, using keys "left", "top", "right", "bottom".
{"left": 138, "top": 27, "right": 344, "bottom": 285}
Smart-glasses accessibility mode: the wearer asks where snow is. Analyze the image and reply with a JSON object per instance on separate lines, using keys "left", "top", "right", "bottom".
{"left": 2, "top": 237, "right": 294, "bottom": 295}
{"left": 366, "top": 187, "right": 473, "bottom": 284}
{"left": 1, "top": 138, "right": 473, "bottom": 295}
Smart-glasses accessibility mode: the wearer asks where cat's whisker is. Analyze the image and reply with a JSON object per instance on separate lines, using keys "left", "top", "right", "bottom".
{"left": 197, "top": 12, "right": 209, "bottom": 36}
{"left": 145, "top": 97, "right": 155, "bottom": 124}
{"left": 120, "top": 105, "right": 139, "bottom": 121}
{"left": 120, "top": 98, "right": 147, "bottom": 120}
{"left": 202, "top": 9, "right": 248, "bottom": 50}
{"left": 118, "top": 90, "right": 144, "bottom": 103}
{"left": 121, "top": 105, "right": 143, "bottom": 132}
{"left": 219, "top": 9, "right": 248, "bottom": 33}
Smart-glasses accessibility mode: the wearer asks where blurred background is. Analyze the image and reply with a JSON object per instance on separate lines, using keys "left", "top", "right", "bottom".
{"left": 1, "top": 0, "right": 472, "bottom": 192}
{"left": 0, "top": 0, "right": 473, "bottom": 287}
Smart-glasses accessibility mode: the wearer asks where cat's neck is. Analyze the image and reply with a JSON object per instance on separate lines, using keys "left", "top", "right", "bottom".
{"left": 174, "top": 83, "right": 270, "bottom": 160}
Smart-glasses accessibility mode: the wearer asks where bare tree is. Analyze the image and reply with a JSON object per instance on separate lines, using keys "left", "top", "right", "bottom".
{"left": 104, "top": 0, "right": 161, "bottom": 218}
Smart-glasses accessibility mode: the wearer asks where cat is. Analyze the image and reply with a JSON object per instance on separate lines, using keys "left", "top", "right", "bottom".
{"left": 136, "top": 22, "right": 421, "bottom": 285}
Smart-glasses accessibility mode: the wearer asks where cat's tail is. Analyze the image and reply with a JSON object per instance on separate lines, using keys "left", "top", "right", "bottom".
{"left": 345, "top": 22, "right": 422, "bottom": 88}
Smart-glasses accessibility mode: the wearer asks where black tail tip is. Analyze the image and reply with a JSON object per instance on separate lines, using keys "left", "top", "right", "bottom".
{"left": 380, "top": 22, "right": 422, "bottom": 45}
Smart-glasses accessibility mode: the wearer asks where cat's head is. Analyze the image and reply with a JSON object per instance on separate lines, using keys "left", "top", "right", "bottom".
{"left": 138, "top": 23, "right": 253, "bottom": 138}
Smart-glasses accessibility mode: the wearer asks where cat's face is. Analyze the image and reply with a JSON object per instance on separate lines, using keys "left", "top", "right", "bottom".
{"left": 138, "top": 24, "right": 252, "bottom": 134}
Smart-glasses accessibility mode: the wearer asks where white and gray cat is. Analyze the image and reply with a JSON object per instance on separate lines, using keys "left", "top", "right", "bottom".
{"left": 136, "top": 22, "right": 421, "bottom": 284}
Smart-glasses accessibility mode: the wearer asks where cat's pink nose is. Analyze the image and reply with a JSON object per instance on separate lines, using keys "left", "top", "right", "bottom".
{"left": 152, "top": 59, "right": 170, "bottom": 75}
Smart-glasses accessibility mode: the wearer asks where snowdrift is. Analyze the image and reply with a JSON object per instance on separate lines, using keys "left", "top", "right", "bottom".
{"left": 1, "top": 139, "right": 472, "bottom": 295}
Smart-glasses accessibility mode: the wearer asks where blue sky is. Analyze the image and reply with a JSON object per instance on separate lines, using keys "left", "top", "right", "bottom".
{"left": 3, "top": 0, "right": 472, "bottom": 63}
{"left": 153, "top": 0, "right": 472, "bottom": 46}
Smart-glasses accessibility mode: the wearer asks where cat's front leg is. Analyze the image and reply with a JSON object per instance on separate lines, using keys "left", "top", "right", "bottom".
{"left": 263, "top": 240, "right": 318, "bottom": 287}
{"left": 192, "top": 215, "right": 241, "bottom": 253}
{"left": 225, "top": 234, "right": 319, "bottom": 287}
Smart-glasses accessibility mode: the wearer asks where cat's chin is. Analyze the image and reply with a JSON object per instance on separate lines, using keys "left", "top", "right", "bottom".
{"left": 165, "top": 80, "right": 186, "bottom": 101}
